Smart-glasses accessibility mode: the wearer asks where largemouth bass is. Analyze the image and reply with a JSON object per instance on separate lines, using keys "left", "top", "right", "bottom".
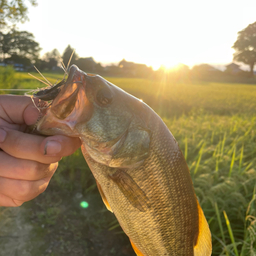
{"left": 34, "top": 65, "right": 212, "bottom": 256}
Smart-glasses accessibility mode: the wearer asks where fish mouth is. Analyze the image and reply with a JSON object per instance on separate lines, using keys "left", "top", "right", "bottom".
{"left": 66, "top": 65, "right": 81, "bottom": 85}
{"left": 34, "top": 65, "right": 92, "bottom": 136}
{"left": 50, "top": 65, "right": 84, "bottom": 119}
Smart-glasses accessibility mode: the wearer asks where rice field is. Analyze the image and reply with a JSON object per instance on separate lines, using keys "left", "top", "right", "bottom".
{"left": 0, "top": 70, "right": 256, "bottom": 255}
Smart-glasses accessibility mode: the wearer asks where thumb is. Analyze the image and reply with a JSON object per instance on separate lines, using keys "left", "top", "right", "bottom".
{"left": 23, "top": 98, "right": 40, "bottom": 126}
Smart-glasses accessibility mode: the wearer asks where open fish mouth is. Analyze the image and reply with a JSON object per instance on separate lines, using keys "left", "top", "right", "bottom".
{"left": 32, "top": 65, "right": 91, "bottom": 135}
{"left": 33, "top": 65, "right": 82, "bottom": 102}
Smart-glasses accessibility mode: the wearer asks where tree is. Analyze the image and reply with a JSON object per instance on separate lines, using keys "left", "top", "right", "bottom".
{"left": 44, "top": 48, "right": 60, "bottom": 61}
{"left": 0, "top": 28, "right": 41, "bottom": 61}
{"left": 233, "top": 22, "right": 256, "bottom": 76}
{"left": 74, "top": 57, "right": 96, "bottom": 73}
{"left": 62, "top": 45, "right": 78, "bottom": 67}
{"left": 43, "top": 48, "right": 60, "bottom": 70}
{"left": 0, "top": 0, "right": 37, "bottom": 28}
{"left": 33, "top": 58, "right": 49, "bottom": 71}
{"left": 5, "top": 53, "right": 32, "bottom": 69}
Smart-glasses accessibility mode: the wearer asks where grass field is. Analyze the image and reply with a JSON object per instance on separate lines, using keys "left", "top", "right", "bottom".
{"left": 0, "top": 69, "right": 256, "bottom": 255}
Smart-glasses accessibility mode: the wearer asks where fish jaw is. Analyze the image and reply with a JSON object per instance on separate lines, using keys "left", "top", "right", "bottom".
{"left": 36, "top": 66, "right": 93, "bottom": 137}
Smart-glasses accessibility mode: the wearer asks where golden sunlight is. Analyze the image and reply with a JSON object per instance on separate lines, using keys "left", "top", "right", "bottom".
{"left": 162, "top": 63, "right": 184, "bottom": 72}
{"left": 150, "top": 54, "right": 183, "bottom": 71}
{"left": 159, "top": 63, "right": 189, "bottom": 73}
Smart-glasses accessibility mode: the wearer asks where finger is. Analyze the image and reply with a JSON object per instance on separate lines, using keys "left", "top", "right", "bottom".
{"left": 41, "top": 135, "right": 82, "bottom": 157}
{"left": 0, "top": 128, "right": 62, "bottom": 164}
{"left": 0, "top": 151, "right": 57, "bottom": 181}
{"left": 0, "top": 118, "right": 25, "bottom": 131}
{"left": 0, "top": 193, "right": 24, "bottom": 207}
{"left": 0, "top": 95, "right": 39, "bottom": 127}
{"left": 0, "top": 163, "right": 57, "bottom": 202}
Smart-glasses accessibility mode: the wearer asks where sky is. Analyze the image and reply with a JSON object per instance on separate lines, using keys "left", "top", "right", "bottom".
{"left": 17, "top": 0, "right": 256, "bottom": 70}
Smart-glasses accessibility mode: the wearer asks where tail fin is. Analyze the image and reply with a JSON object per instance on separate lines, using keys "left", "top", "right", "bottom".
{"left": 194, "top": 200, "right": 212, "bottom": 256}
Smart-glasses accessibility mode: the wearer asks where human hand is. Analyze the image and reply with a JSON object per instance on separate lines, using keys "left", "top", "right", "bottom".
{"left": 0, "top": 95, "right": 81, "bottom": 207}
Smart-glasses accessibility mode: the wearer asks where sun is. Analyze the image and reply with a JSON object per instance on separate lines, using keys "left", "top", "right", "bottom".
{"left": 162, "top": 63, "right": 182, "bottom": 71}
{"left": 151, "top": 62, "right": 180, "bottom": 71}
{"left": 150, "top": 53, "right": 185, "bottom": 71}
{"left": 158, "top": 63, "right": 188, "bottom": 73}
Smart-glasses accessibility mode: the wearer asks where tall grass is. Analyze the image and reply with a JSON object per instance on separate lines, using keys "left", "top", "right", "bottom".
{"left": 165, "top": 113, "right": 256, "bottom": 255}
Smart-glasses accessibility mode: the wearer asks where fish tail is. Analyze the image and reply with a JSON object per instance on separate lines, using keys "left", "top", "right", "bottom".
{"left": 193, "top": 200, "right": 212, "bottom": 256}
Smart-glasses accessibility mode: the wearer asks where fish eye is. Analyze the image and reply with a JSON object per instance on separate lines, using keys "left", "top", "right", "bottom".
{"left": 96, "top": 87, "right": 113, "bottom": 105}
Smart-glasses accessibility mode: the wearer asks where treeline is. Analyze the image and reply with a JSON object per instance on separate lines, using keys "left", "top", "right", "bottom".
{"left": 0, "top": 29, "right": 255, "bottom": 83}
{"left": 162, "top": 63, "right": 256, "bottom": 84}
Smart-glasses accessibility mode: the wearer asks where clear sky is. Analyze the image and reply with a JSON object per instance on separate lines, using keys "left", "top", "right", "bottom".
{"left": 18, "top": 0, "right": 256, "bottom": 70}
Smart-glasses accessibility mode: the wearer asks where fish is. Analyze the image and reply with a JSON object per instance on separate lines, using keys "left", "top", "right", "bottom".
{"left": 34, "top": 65, "right": 212, "bottom": 256}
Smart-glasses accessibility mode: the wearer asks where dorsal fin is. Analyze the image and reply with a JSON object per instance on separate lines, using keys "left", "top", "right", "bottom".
{"left": 96, "top": 180, "right": 113, "bottom": 212}
{"left": 194, "top": 200, "right": 212, "bottom": 256}
{"left": 130, "top": 239, "right": 145, "bottom": 256}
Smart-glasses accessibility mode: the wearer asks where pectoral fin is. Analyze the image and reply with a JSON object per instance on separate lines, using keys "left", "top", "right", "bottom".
{"left": 109, "top": 170, "right": 150, "bottom": 212}
{"left": 130, "top": 239, "right": 145, "bottom": 256}
{"left": 96, "top": 180, "right": 113, "bottom": 213}
{"left": 193, "top": 200, "right": 212, "bottom": 256}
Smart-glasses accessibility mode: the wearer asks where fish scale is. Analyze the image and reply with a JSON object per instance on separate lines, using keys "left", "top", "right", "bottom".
{"left": 35, "top": 64, "right": 212, "bottom": 256}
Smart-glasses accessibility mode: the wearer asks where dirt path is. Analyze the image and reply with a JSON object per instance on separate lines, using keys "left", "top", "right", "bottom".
{"left": 0, "top": 206, "right": 40, "bottom": 256}
{"left": 0, "top": 184, "right": 135, "bottom": 256}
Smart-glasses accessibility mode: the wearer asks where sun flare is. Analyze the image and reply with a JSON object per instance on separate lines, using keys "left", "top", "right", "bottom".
{"left": 148, "top": 49, "right": 190, "bottom": 71}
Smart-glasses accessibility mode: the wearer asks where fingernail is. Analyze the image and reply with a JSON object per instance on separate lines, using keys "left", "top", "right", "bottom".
{"left": 44, "top": 141, "right": 62, "bottom": 155}
{"left": 0, "top": 128, "right": 7, "bottom": 143}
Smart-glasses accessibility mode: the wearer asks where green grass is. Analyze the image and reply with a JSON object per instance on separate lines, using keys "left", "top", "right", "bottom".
{"left": 164, "top": 112, "right": 256, "bottom": 255}
{"left": 0, "top": 69, "right": 256, "bottom": 255}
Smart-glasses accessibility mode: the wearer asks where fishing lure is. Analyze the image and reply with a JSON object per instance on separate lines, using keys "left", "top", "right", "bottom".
{"left": 33, "top": 79, "right": 65, "bottom": 101}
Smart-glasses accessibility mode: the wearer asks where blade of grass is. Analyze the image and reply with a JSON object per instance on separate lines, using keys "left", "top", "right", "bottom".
{"left": 229, "top": 146, "right": 236, "bottom": 178}
{"left": 223, "top": 211, "right": 239, "bottom": 256}
{"left": 184, "top": 136, "right": 188, "bottom": 160}
{"left": 221, "top": 132, "right": 226, "bottom": 156}
{"left": 239, "top": 144, "right": 244, "bottom": 173}
{"left": 244, "top": 124, "right": 252, "bottom": 137}
{"left": 215, "top": 202, "right": 229, "bottom": 256}
{"left": 108, "top": 223, "right": 120, "bottom": 231}
{"left": 242, "top": 162, "right": 253, "bottom": 174}
{"left": 194, "top": 142, "right": 205, "bottom": 175}
{"left": 214, "top": 142, "right": 221, "bottom": 172}
{"left": 241, "top": 186, "right": 256, "bottom": 256}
